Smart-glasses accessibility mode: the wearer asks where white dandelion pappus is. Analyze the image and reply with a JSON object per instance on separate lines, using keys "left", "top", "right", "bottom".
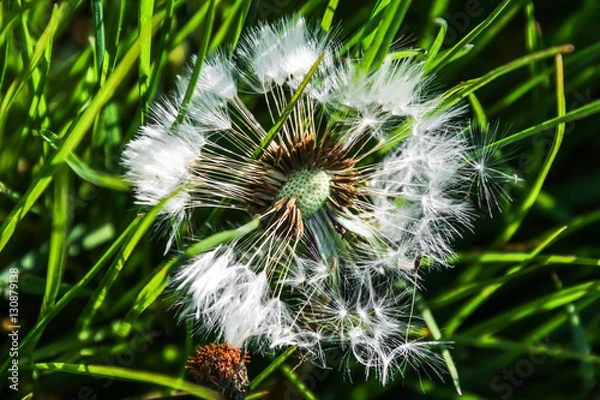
{"left": 122, "top": 15, "right": 511, "bottom": 385}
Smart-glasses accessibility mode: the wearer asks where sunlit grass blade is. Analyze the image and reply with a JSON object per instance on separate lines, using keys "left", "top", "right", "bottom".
{"left": 442, "top": 45, "right": 573, "bottom": 110}
{"left": 417, "top": 294, "right": 462, "bottom": 395}
{"left": 138, "top": 0, "right": 155, "bottom": 124}
{"left": 76, "top": 187, "right": 187, "bottom": 331}
{"left": 174, "top": 0, "right": 215, "bottom": 125}
{"left": 91, "top": 0, "right": 105, "bottom": 79}
{"left": 419, "top": 0, "right": 451, "bottom": 48}
{"left": 280, "top": 364, "right": 318, "bottom": 400}
{"left": 462, "top": 280, "right": 600, "bottom": 337}
{"left": 39, "top": 168, "right": 69, "bottom": 317}
{"left": 494, "top": 54, "right": 566, "bottom": 245}
{"left": 428, "top": 0, "right": 518, "bottom": 72}
{"left": 360, "top": 0, "right": 412, "bottom": 71}
{"left": 0, "top": 2, "right": 70, "bottom": 130}
{"left": 491, "top": 97, "right": 600, "bottom": 149}
{"left": 423, "top": 18, "right": 447, "bottom": 72}
{"left": 321, "top": 0, "right": 339, "bottom": 31}
{"left": 455, "top": 335, "right": 600, "bottom": 364}
{"left": 250, "top": 345, "right": 297, "bottom": 391}
{"left": 33, "top": 363, "right": 222, "bottom": 400}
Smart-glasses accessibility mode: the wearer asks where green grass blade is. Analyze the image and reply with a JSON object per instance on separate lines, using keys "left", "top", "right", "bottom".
{"left": 138, "top": 0, "right": 154, "bottom": 124}
{"left": 91, "top": 0, "right": 105, "bottom": 79}
{"left": 428, "top": 0, "right": 521, "bottom": 73}
{"left": 494, "top": 54, "right": 567, "bottom": 246}
{"left": 467, "top": 93, "right": 487, "bottom": 132}
{"left": 551, "top": 272, "right": 595, "bottom": 392}
{"left": 321, "top": 0, "right": 339, "bottom": 32}
{"left": 423, "top": 18, "right": 448, "bottom": 72}
{"left": 174, "top": 0, "right": 215, "bottom": 125}
{"left": 33, "top": 363, "right": 222, "bottom": 399}
{"left": 231, "top": 0, "right": 253, "bottom": 50}
{"left": 250, "top": 345, "right": 297, "bottom": 391}
{"left": 77, "top": 188, "right": 185, "bottom": 331}
{"left": 39, "top": 168, "right": 69, "bottom": 316}
{"left": 455, "top": 335, "right": 600, "bottom": 364}
{"left": 148, "top": 0, "right": 175, "bottom": 101}
{"left": 0, "top": 2, "right": 69, "bottom": 128}
{"left": 360, "top": 0, "right": 412, "bottom": 71}
{"left": 251, "top": 52, "right": 326, "bottom": 160}
{"left": 418, "top": 294, "right": 462, "bottom": 395}
{"left": 442, "top": 45, "right": 573, "bottom": 110}
{"left": 280, "top": 364, "right": 318, "bottom": 400}
{"left": 462, "top": 280, "right": 600, "bottom": 337}
{"left": 419, "top": 0, "right": 451, "bottom": 48}
{"left": 491, "top": 97, "right": 600, "bottom": 149}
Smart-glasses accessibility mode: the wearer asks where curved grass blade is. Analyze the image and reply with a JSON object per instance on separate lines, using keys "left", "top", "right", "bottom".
{"left": 250, "top": 345, "right": 297, "bottom": 391}
{"left": 494, "top": 54, "right": 566, "bottom": 246}
{"left": 428, "top": 0, "right": 524, "bottom": 73}
{"left": 33, "top": 363, "right": 222, "bottom": 400}
{"left": 174, "top": 0, "right": 215, "bottom": 125}
{"left": 321, "top": 0, "right": 339, "bottom": 32}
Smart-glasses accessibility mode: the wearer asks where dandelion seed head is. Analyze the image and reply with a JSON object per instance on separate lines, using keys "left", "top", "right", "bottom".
{"left": 124, "top": 14, "right": 515, "bottom": 387}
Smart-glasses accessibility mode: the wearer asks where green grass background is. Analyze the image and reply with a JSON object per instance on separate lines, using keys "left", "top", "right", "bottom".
{"left": 0, "top": 0, "right": 599, "bottom": 399}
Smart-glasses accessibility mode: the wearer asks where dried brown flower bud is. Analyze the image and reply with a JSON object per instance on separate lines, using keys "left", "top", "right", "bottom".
{"left": 188, "top": 343, "right": 250, "bottom": 400}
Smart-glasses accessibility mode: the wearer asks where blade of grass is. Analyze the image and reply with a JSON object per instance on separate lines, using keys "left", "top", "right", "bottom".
{"left": 550, "top": 272, "right": 594, "bottom": 393}
{"left": 462, "top": 280, "right": 600, "bottom": 337}
{"left": 419, "top": 0, "right": 451, "bottom": 48}
{"left": 91, "top": 0, "right": 105, "bottom": 79}
{"left": 490, "top": 97, "right": 600, "bottom": 149}
{"left": 39, "top": 129, "right": 129, "bottom": 191}
{"left": 138, "top": 0, "right": 154, "bottom": 124}
{"left": 417, "top": 293, "right": 462, "bottom": 395}
{"left": 442, "top": 45, "right": 573, "bottom": 110}
{"left": 174, "top": 0, "right": 215, "bottom": 125}
{"left": 455, "top": 335, "right": 600, "bottom": 364}
{"left": 77, "top": 187, "right": 188, "bottom": 331}
{"left": 148, "top": 0, "right": 175, "bottom": 101}
{"left": 250, "top": 345, "right": 297, "bottom": 390}
{"left": 494, "top": 54, "right": 566, "bottom": 246}
{"left": 33, "top": 363, "right": 222, "bottom": 400}
{"left": 0, "top": 2, "right": 70, "bottom": 132}
{"left": 39, "top": 167, "right": 69, "bottom": 316}
{"left": 468, "top": 93, "right": 487, "bottom": 132}
{"left": 423, "top": 18, "right": 448, "bottom": 72}
{"left": 428, "top": 0, "right": 522, "bottom": 73}
{"left": 231, "top": 0, "right": 253, "bottom": 50}
{"left": 280, "top": 364, "right": 318, "bottom": 400}
{"left": 360, "top": 0, "right": 412, "bottom": 71}
{"left": 321, "top": 0, "right": 339, "bottom": 32}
